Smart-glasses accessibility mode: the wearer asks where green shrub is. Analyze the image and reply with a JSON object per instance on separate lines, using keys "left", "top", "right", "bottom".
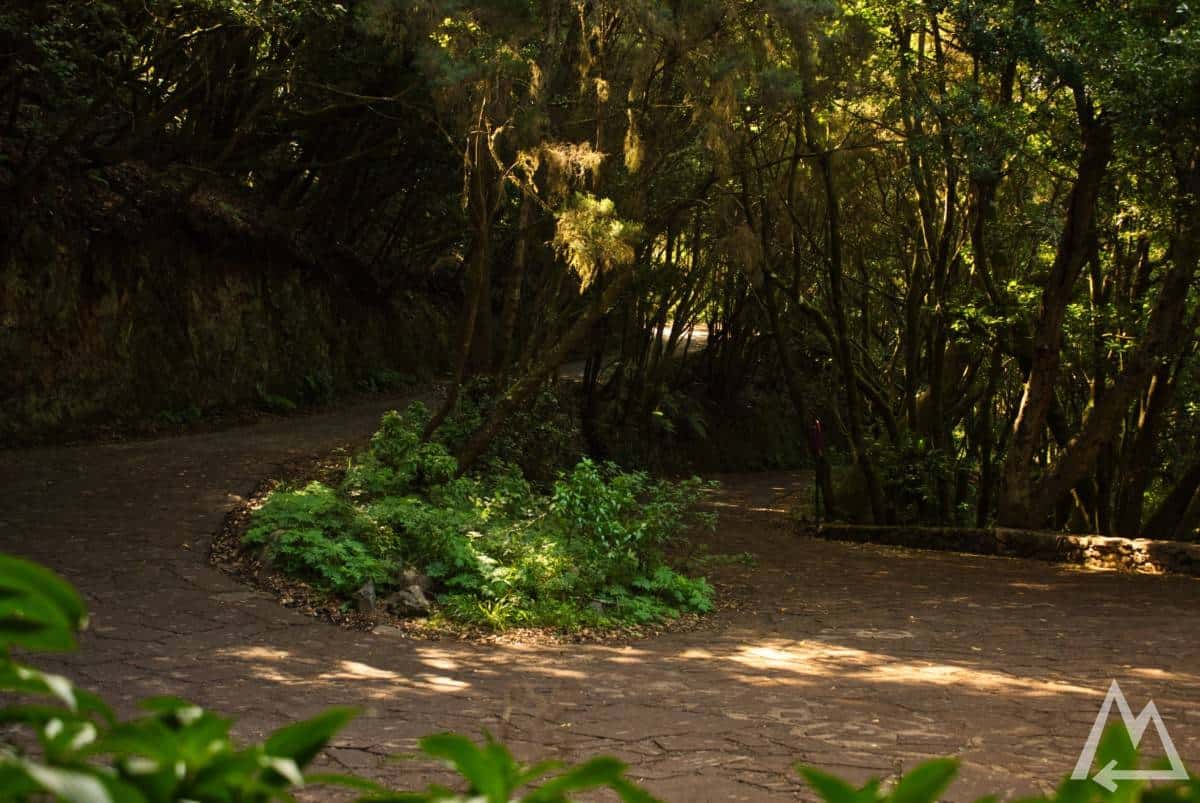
{"left": 244, "top": 406, "right": 716, "bottom": 630}
{"left": 829, "top": 437, "right": 979, "bottom": 526}
{"left": 431, "top": 379, "right": 583, "bottom": 482}
{"left": 366, "top": 404, "right": 457, "bottom": 486}
{"left": 157, "top": 405, "right": 202, "bottom": 426}
{"left": 358, "top": 368, "right": 411, "bottom": 393}
{"left": 243, "top": 482, "right": 388, "bottom": 594}
{"left": 549, "top": 459, "right": 716, "bottom": 593}
{"left": 370, "top": 406, "right": 426, "bottom": 468}
{"left": 342, "top": 405, "right": 458, "bottom": 501}
{"left": 259, "top": 392, "right": 297, "bottom": 414}
{"left": 301, "top": 371, "right": 335, "bottom": 406}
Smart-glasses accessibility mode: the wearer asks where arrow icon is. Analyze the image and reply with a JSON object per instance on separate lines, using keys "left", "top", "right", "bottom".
{"left": 1073, "top": 681, "right": 1190, "bottom": 790}
{"left": 1093, "top": 760, "right": 1190, "bottom": 792}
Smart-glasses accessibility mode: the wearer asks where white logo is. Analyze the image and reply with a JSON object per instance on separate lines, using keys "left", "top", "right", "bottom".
{"left": 1072, "top": 680, "right": 1189, "bottom": 791}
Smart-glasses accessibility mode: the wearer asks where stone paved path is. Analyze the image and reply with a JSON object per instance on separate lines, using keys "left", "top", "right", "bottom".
{"left": 2, "top": 398, "right": 1198, "bottom": 801}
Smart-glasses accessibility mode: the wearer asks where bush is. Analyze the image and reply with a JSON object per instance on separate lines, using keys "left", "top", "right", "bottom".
{"left": 548, "top": 459, "right": 716, "bottom": 596}
{"left": 432, "top": 379, "right": 583, "bottom": 482}
{"left": 243, "top": 482, "right": 388, "bottom": 594}
{"left": 242, "top": 405, "right": 716, "bottom": 630}
{"left": 873, "top": 433, "right": 958, "bottom": 525}
{"left": 358, "top": 368, "right": 412, "bottom": 393}
{"left": 301, "top": 371, "right": 335, "bottom": 406}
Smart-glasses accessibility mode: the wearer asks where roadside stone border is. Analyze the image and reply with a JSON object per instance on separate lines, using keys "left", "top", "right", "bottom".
{"left": 805, "top": 523, "right": 1200, "bottom": 578}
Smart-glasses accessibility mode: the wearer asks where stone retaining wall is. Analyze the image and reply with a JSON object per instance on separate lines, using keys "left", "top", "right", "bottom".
{"left": 808, "top": 523, "right": 1200, "bottom": 578}
{"left": 1, "top": 167, "right": 453, "bottom": 442}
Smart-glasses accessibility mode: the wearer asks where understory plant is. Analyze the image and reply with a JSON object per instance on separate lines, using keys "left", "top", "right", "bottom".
{"left": 431, "top": 378, "right": 584, "bottom": 482}
{"left": 242, "top": 403, "right": 716, "bottom": 631}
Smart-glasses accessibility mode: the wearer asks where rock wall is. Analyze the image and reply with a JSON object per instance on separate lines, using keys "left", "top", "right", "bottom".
{"left": 0, "top": 172, "right": 453, "bottom": 442}
{"left": 808, "top": 523, "right": 1200, "bottom": 578}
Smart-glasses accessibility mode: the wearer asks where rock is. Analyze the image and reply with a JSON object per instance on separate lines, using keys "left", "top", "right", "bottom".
{"left": 355, "top": 579, "right": 377, "bottom": 614}
{"left": 383, "top": 585, "right": 430, "bottom": 617}
{"left": 251, "top": 545, "right": 277, "bottom": 575}
{"left": 395, "top": 566, "right": 433, "bottom": 594}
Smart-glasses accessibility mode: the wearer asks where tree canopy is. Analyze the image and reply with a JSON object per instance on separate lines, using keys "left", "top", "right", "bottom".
{"left": 3, "top": 0, "right": 1198, "bottom": 534}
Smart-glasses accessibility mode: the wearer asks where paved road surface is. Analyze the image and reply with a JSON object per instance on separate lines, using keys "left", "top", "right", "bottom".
{"left": 2, "top": 398, "right": 1197, "bottom": 800}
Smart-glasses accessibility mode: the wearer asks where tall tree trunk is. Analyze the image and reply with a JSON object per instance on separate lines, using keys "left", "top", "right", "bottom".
{"left": 796, "top": 26, "right": 887, "bottom": 523}
{"left": 1114, "top": 360, "right": 1177, "bottom": 536}
{"left": 1030, "top": 158, "right": 1200, "bottom": 521}
{"left": 498, "top": 195, "right": 533, "bottom": 371}
{"left": 1143, "top": 458, "right": 1200, "bottom": 539}
{"left": 762, "top": 279, "right": 811, "bottom": 453}
{"left": 975, "top": 347, "right": 1003, "bottom": 526}
{"left": 457, "top": 263, "right": 639, "bottom": 471}
{"left": 424, "top": 128, "right": 497, "bottom": 439}
{"left": 997, "top": 99, "right": 1113, "bottom": 528}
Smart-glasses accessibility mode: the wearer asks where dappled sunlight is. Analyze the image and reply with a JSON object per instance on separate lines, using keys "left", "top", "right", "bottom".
{"left": 690, "top": 638, "right": 1102, "bottom": 699}
{"left": 213, "top": 645, "right": 478, "bottom": 696}
{"left": 512, "top": 665, "right": 589, "bottom": 680}
{"left": 414, "top": 674, "right": 471, "bottom": 691}
{"left": 325, "top": 660, "right": 402, "bottom": 681}
{"left": 678, "top": 648, "right": 715, "bottom": 660}
{"left": 707, "top": 499, "right": 791, "bottom": 514}
{"left": 212, "top": 646, "right": 323, "bottom": 687}
{"left": 412, "top": 650, "right": 461, "bottom": 672}
{"left": 1126, "top": 666, "right": 1200, "bottom": 683}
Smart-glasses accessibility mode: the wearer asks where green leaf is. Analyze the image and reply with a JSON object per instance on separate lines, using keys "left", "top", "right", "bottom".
{"left": 523, "top": 756, "right": 627, "bottom": 800}
{"left": 514, "top": 759, "right": 564, "bottom": 788}
{"left": 419, "top": 732, "right": 507, "bottom": 801}
{"left": 74, "top": 687, "right": 116, "bottom": 725}
{"left": 0, "top": 662, "right": 79, "bottom": 709}
{"left": 303, "top": 771, "right": 391, "bottom": 794}
{"left": 264, "top": 707, "right": 358, "bottom": 770}
{"left": 1050, "top": 778, "right": 1099, "bottom": 803}
{"left": 891, "top": 759, "right": 959, "bottom": 803}
{"left": 1095, "top": 723, "right": 1142, "bottom": 802}
{"left": 0, "top": 554, "right": 88, "bottom": 652}
{"left": 2, "top": 757, "right": 113, "bottom": 803}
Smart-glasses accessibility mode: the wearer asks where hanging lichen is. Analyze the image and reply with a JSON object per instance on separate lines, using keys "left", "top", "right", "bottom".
{"left": 552, "top": 193, "right": 642, "bottom": 290}
{"left": 624, "top": 110, "right": 644, "bottom": 173}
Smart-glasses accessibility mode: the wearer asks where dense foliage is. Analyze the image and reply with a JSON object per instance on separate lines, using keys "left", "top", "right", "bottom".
{"left": 243, "top": 404, "right": 715, "bottom": 630}
{"left": 4, "top": 0, "right": 1198, "bottom": 531}
{"left": 2, "top": 554, "right": 1196, "bottom": 802}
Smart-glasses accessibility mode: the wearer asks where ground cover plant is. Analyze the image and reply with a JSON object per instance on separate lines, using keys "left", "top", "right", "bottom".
{"left": 241, "top": 402, "right": 716, "bottom": 631}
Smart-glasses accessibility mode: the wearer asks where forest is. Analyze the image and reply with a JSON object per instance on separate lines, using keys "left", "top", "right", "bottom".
{"left": 4, "top": 0, "right": 1199, "bottom": 536}
{"left": 2, "top": 2, "right": 1200, "bottom": 800}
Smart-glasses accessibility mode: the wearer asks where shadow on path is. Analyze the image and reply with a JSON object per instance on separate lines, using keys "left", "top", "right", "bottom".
{"left": 1, "top": 404, "right": 1197, "bottom": 801}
